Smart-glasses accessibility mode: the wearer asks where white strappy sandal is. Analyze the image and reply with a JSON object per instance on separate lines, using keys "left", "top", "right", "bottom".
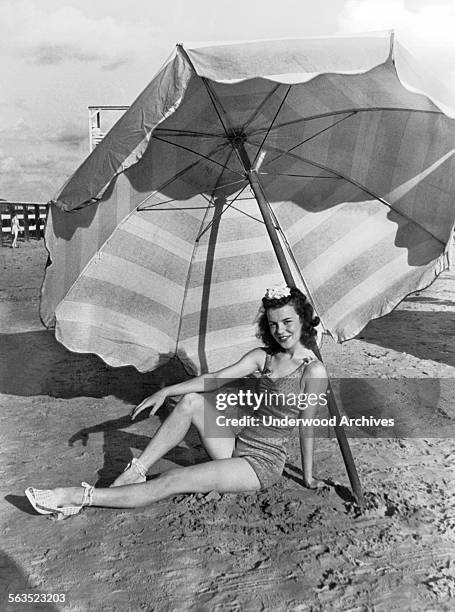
{"left": 25, "top": 482, "right": 94, "bottom": 521}
{"left": 122, "top": 457, "right": 147, "bottom": 482}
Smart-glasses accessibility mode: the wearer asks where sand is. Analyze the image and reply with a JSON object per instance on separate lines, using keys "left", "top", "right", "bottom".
{"left": 1, "top": 239, "right": 455, "bottom": 611}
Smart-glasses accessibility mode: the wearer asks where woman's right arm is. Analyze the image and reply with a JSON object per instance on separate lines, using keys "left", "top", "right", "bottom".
{"left": 131, "top": 347, "right": 266, "bottom": 419}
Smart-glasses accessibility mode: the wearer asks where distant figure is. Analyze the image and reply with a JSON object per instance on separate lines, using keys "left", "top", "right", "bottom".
{"left": 11, "top": 213, "right": 21, "bottom": 248}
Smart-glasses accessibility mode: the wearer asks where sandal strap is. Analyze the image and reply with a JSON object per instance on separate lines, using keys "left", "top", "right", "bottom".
{"left": 130, "top": 457, "right": 147, "bottom": 479}
{"left": 81, "top": 482, "right": 94, "bottom": 507}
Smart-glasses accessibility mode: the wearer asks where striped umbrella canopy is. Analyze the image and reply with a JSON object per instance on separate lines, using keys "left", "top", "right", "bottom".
{"left": 41, "top": 32, "right": 455, "bottom": 374}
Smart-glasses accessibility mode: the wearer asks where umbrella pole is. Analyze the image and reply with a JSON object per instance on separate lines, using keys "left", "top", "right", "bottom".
{"left": 246, "top": 168, "right": 365, "bottom": 508}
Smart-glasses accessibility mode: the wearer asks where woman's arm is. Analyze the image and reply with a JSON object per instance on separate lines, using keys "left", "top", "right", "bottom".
{"left": 131, "top": 347, "right": 266, "bottom": 419}
{"left": 299, "top": 360, "right": 328, "bottom": 487}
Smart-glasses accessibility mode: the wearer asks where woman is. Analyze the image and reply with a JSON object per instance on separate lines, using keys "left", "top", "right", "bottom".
{"left": 26, "top": 286, "right": 328, "bottom": 519}
{"left": 11, "top": 212, "right": 21, "bottom": 248}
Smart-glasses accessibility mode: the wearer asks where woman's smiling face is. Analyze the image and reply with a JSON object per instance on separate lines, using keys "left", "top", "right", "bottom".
{"left": 266, "top": 303, "right": 303, "bottom": 350}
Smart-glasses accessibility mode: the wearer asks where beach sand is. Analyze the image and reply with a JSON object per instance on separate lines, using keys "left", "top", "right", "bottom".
{"left": 1, "top": 240, "right": 455, "bottom": 611}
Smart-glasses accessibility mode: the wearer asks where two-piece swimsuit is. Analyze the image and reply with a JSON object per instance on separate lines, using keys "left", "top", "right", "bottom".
{"left": 233, "top": 350, "right": 317, "bottom": 490}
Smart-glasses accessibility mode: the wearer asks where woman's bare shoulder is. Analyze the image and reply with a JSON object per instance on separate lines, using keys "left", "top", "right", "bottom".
{"left": 304, "top": 358, "right": 327, "bottom": 379}
{"left": 245, "top": 347, "right": 268, "bottom": 368}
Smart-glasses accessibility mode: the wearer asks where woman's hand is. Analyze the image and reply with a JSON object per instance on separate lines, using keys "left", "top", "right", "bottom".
{"left": 130, "top": 389, "right": 168, "bottom": 420}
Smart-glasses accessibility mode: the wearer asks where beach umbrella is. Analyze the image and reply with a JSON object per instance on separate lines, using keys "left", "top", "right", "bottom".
{"left": 41, "top": 32, "right": 455, "bottom": 504}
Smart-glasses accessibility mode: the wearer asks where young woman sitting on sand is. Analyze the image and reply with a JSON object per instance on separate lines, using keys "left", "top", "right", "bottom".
{"left": 26, "top": 286, "right": 328, "bottom": 519}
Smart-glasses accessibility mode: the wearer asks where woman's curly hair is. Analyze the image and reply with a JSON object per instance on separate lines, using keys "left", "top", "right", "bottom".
{"left": 257, "top": 287, "right": 320, "bottom": 353}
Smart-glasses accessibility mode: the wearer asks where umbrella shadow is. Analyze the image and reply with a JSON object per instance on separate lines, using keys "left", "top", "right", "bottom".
{"left": 50, "top": 198, "right": 99, "bottom": 240}
{"left": 0, "top": 329, "right": 190, "bottom": 400}
{"left": 67, "top": 404, "right": 207, "bottom": 487}
{"left": 0, "top": 549, "right": 59, "bottom": 611}
{"left": 335, "top": 377, "right": 455, "bottom": 438}
{"left": 283, "top": 463, "right": 354, "bottom": 502}
{"left": 356, "top": 309, "right": 455, "bottom": 368}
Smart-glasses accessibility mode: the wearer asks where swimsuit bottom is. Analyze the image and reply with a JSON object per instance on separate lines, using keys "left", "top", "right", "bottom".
{"left": 233, "top": 431, "right": 287, "bottom": 490}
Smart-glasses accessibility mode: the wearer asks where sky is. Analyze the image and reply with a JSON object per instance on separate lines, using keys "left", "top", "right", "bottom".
{"left": 1, "top": 0, "right": 455, "bottom": 202}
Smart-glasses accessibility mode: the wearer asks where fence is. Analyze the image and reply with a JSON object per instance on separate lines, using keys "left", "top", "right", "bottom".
{"left": 0, "top": 202, "right": 48, "bottom": 247}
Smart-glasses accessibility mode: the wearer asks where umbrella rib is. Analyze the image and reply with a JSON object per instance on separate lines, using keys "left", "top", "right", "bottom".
{"left": 230, "top": 204, "right": 265, "bottom": 225}
{"left": 259, "top": 172, "right": 341, "bottom": 179}
{"left": 241, "top": 83, "right": 283, "bottom": 130}
{"left": 182, "top": 44, "right": 250, "bottom": 174}
{"left": 265, "top": 143, "right": 446, "bottom": 246}
{"left": 201, "top": 78, "right": 232, "bottom": 139}
{"left": 151, "top": 134, "right": 244, "bottom": 177}
{"left": 196, "top": 148, "right": 247, "bottom": 236}
{"left": 200, "top": 77, "right": 255, "bottom": 172}
{"left": 136, "top": 149, "right": 228, "bottom": 211}
{"left": 153, "top": 128, "right": 222, "bottom": 138}
{"left": 177, "top": 45, "right": 233, "bottom": 139}
{"left": 262, "top": 112, "right": 357, "bottom": 167}
{"left": 137, "top": 140, "right": 239, "bottom": 211}
{"left": 252, "top": 106, "right": 444, "bottom": 134}
{"left": 139, "top": 204, "right": 215, "bottom": 211}
{"left": 252, "top": 85, "right": 292, "bottom": 168}
{"left": 196, "top": 183, "right": 249, "bottom": 241}
{"left": 178, "top": 46, "right": 249, "bottom": 173}
{"left": 211, "top": 178, "right": 249, "bottom": 191}
{"left": 136, "top": 159, "right": 208, "bottom": 211}
{"left": 207, "top": 148, "right": 239, "bottom": 207}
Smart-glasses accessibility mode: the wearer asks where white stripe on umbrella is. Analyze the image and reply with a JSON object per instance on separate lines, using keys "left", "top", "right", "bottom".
{"left": 83, "top": 252, "right": 185, "bottom": 314}
{"left": 322, "top": 235, "right": 443, "bottom": 335}
{"left": 55, "top": 302, "right": 177, "bottom": 365}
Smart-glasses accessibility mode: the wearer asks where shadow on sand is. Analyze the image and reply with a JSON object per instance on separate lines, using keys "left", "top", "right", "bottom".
{"left": 0, "top": 549, "right": 59, "bottom": 611}
{"left": 356, "top": 309, "right": 455, "bottom": 368}
{"left": 65, "top": 406, "right": 207, "bottom": 487}
{"left": 0, "top": 329, "right": 190, "bottom": 402}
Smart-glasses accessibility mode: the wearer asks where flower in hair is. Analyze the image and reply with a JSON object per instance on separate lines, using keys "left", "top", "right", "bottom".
{"left": 264, "top": 285, "right": 291, "bottom": 300}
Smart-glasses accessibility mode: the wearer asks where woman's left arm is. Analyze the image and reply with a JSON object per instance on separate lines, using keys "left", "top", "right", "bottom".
{"left": 302, "top": 360, "right": 328, "bottom": 397}
{"left": 299, "top": 360, "right": 328, "bottom": 488}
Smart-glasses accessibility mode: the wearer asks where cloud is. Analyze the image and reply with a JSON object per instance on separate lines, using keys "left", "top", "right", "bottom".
{"left": 26, "top": 44, "right": 102, "bottom": 66}
{"left": 0, "top": 157, "right": 16, "bottom": 173}
{"left": 15, "top": 99, "right": 30, "bottom": 112}
{"left": 0, "top": 150, "right": 83, "bottom": 202}
{"left": 0, "top": 119, "right": 36, "bottom": 142}
{"left": 338, "top": 0, "right": 455, "bottom": 40}
{"left": 101, "top": 58, "right": 130, "bottom": 71}
{"left": 49, "top": 125, "right": 87, "bottom": 148}
{"left": 337, "top": 0, "right": 455, "bottom": 87}
{"left": 1, "top": 2, "right": 152, "bottom": 68}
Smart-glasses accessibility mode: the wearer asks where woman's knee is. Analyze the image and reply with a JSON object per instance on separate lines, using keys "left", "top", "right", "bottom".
{"left": 175, "top": 392, "right": 204, "bottom": 418}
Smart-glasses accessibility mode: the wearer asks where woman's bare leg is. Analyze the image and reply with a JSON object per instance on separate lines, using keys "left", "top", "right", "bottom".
{"left": 301, "top": 432, "right": 324, "bottom": 488}
{"left": 53, "top": 457, "right": 260, "bottom": 508}
{"left": 112, "top": 393, "right": 235, "bottom": 486}
{"left": 300, "top": 407, "right": 325, "bottom": 489}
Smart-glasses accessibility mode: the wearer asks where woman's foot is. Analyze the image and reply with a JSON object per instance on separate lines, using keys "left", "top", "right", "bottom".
{"left": 303, "top": 477, "right": 327, "bottom": 490}
{"left": 111, "top": 458, "right": 147, "bottom": 487}
{"left": 25, "top": 484, "right": 94, "bottom": 520}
